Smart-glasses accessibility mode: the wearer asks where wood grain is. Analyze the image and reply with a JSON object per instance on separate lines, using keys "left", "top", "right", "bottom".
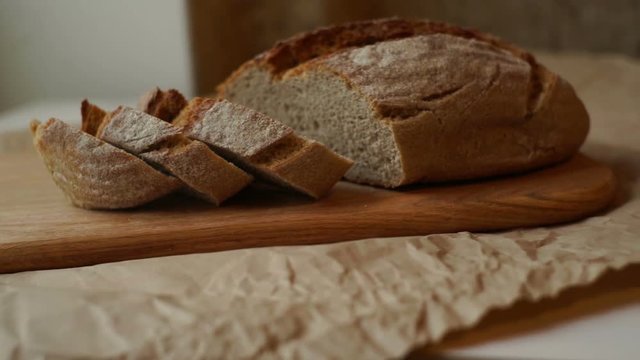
{"left": 0, "top": 153, "right": 615, "bottom": 274}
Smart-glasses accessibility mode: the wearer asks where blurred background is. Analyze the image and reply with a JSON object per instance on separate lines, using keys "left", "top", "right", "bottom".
{"left": 0, "top": 0, "right": 638, "bottom": 118}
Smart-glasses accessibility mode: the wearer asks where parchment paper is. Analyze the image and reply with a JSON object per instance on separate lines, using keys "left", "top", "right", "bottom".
{"left": 0, "top": 53, "right": 639, "bottom": 359}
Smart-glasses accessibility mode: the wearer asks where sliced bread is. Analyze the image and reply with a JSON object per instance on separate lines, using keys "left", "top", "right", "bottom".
{"left": 219, "top": 18, "right": 590, "bottom": 188}
{"left": 137, "top": 87, "right": 188, "bottom": 122}
{"left": 83, "top": 102, "right": 253, "bottom": 205}
{"left": 173, "top": 98, "right": 353, "bottom": 198}
{"left": 31, "top": 118, "right": 181, "bottom": 209}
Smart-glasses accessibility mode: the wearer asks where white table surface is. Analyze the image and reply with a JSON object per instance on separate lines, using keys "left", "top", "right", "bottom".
{"left": 444, "top": 303, "right": 639, "bottom": 360}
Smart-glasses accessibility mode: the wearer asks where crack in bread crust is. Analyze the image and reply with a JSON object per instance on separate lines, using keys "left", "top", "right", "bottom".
{"left": 260, "top": 18, "right": 521, "bottom": 74}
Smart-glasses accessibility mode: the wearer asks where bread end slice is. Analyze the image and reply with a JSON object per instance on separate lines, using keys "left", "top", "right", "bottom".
{"left": 81, "top": 99, "right": 107, "bottom": 136}
{"left": 32, "top": 118, "right": 181, "bottom": 209}
{"left": 138, "top": 87, "right": 188, "bottom": 122}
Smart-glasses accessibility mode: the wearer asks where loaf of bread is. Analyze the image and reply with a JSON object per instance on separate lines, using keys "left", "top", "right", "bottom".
{"left": 174, "top": 98, "right": 353, "bottom": 198}
{"left": 219, "top": 18, "right": 590, "bottom": 187}
{"left": 31, "top": 118, "right": 181, "bottom": 209}
{"left": 34, "top": 18, "right": 586, "bottom": 208}
{"left": 83, "top": 102, "right": 253, "bottom": 205}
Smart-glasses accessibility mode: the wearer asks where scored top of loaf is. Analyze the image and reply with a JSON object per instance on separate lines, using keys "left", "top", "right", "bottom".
{"left": 225, "top": 18, "right": 532, "bottom": 75}
{"left": 220, "top": 18, "right": 544, "bottom": 117}
{"left": 319, "top": 34, "right": 532, "bottom": 120}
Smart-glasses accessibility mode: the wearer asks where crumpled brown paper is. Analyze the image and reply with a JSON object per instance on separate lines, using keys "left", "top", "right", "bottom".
{"left": 0, "top": 53, "right": 639, "bottom": 359}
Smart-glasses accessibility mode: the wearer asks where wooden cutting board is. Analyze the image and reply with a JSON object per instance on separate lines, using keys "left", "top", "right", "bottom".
{"left": 0, "top": 152, "right": 615, "bottom": 274}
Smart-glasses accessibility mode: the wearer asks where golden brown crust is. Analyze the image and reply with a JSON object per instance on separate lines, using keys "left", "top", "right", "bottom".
{"left": 268, "top": 140, "right": 353, "bottom": 198}
{"left": 141, "top": 141, "right": 253, "bottom": 205}
{"left": 263, "top": 18, "right": 525, "bottom": 72}
{"left": 80, "top": 100, "right": 107, "bottom": 136}
{"left": 248, "top": 134, "right": 307, "bottom": 166}
{"left": 219, "top": 18, "right": 547, "bottom": 129}
{"left": 219, "top": 18, "right": 535, "bottom": 94}
{"left": 317, "top": 33, "right": 532, "bottom": 122}
{"left": 32, "top": 118, "right": 181, "bottom": 209}
{"left": 388, "top": 71, "right": 588, "bottom": 185}
{"left": 138, "top": 87, "right": 188, "bottom": 122}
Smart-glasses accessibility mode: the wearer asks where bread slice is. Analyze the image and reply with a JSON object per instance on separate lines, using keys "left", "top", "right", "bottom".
{"left": 173, "top": 98, "right": 353, "bottom": 198}
{"left": 137, "top": 87, "right": 188, "bottom": 122}
{"left": 31, "top": 118, "right": 181, "bottom": 209}
{"left": 83, "top": 102, "right": 253, "bottom": 205}
{"left": 219, "top": 18, "right": 590, "bottom": 188}
{"left": 81, "top": 98, "right": 107, "bottom": 135}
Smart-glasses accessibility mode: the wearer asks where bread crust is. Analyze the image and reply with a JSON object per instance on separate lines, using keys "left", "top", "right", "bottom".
{"left": 138, "top": 87, "right": 188, "bottom": 122}
{"left": 220, "top": 18, "right": 532, "bottom": 89}
{"left": 80, "top": 99, "right": 107, "bottom": 136}
{"left": 219, "top": 18, "right": 589, "bottom": 187}
{"left": 266, "top": 139, "right": 354, "bottom": 198}
{"left": 177, "top": 98, "right": 352, "bottom": 198}
{"left": 391, "top": 68, "right": 589, "bottom": 183}
{"left": 31, "top": 118, "right": 181, "bottom": 209}
{"left": 141, "top": 141, "right": 253, "bottom": 205}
